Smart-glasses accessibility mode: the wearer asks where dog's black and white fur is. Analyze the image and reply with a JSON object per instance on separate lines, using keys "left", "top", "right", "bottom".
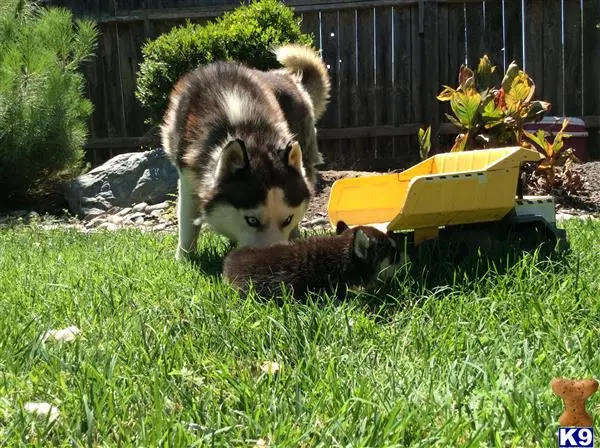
{"left": 222, "top": 221, "right": 402, "bottom": 299}
{"left": 161, "top": 45, "right": 331, "bottom": 261}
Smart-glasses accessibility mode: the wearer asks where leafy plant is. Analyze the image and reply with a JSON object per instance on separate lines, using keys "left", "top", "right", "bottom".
{"left": 426, "top": 54, "right": 585, "bottom": 196}
{"left": 418, "top": 126, "right": 431, "bottom": 160}
{"left": 437, "top": 55, "right": 550, "bottom": 152}
{"left": 0, "top": 1, "right": 98, "bottom": 200}
{"left": 524, "top": 119, "right": 575, "bottom": 173}
{"left": 136, "top": 0, "right": 314, "bottom": 125}
{"left": 522, "top": 119, "right": 583, "bottom": 194}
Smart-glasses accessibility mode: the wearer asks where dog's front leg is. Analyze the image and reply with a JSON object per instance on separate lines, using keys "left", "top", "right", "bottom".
{"left": 175, "top": 172, "right": 200, "bottom": 261}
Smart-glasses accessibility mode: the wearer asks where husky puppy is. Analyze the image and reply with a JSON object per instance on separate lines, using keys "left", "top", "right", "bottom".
{"left": 161, "top": 45, "right": 331, "bottom": 261}
{"left": 222, "top": 221, "right": 402, "bottom": 299}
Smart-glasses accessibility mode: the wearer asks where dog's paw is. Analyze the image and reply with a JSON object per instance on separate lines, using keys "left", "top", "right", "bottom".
{"left": 176, "top": 246, "right": 195, "bottom": 262}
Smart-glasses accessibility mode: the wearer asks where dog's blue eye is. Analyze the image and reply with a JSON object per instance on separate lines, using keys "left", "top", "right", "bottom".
{"left": 244, "top": 216, "right": 261, "bottom": 228}
{"left": 282, "top": 215, "right": 293, "bottom": 226}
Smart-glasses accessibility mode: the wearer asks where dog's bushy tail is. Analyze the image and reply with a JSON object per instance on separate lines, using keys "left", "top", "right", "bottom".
{"left": 274, "top": 44, "right": 331, "bottom": 120}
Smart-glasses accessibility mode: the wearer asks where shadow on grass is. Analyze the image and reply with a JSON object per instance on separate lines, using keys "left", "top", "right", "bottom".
{"left": 188, "top": 237, "right": 235, "bottom": 278}
{"left": 354, "top": 224, "right": 572, "bottom": 315}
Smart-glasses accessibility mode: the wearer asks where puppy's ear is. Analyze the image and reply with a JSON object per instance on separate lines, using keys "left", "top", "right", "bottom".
{"left": 283, "top": 141, "right": 304, "bottom": 174}
{"left": 216, "top": 139, "right": 247, "bottom": 181}
{"left": 353, "top": 229, "right": 372, "bottom": 260}
{"left": 336, "top": 220, "right": 349, "bottom": 234}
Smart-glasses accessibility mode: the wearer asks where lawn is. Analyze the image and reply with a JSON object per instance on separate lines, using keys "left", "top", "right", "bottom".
{"left": 0, "top": 219, "right": 598, "bottom": 447}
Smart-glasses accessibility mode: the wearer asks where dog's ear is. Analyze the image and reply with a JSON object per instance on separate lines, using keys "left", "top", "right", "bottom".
{"left": 283, "top": 141, "right": 304, "bottom": 174}
{"left": 216, "top": 139, "right": 247, "bottom": 180}
{"left": 353, "top": 229, "right": 373, "bottom": 260}
{"left": 336, "top": 220, "right": 349, "bottom": 234}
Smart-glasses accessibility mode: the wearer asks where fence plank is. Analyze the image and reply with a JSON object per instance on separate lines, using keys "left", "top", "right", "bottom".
{"left": 152, "top": 18, "right": 187, "bottom": 36}
{"left": 336, "top": 12, "right": 356, "bottom": 89}
{"left": 542, "top": 0, "right": 563, "bottom": 116}
{"left": 320, "top": 11, "right": 339, "bottom": 128}
{"left": 583, "top": 0, "right": 600, "bottom": 121}
{"left": 482, "top": 0, "right": 503, "bottom": 72}
{"left": 337, "top": 9, "right": 356, "bottom": 124}
{"left": 170, "top": 0, "right": 240, "bottom": 7}
{"left": 98, "top": 24, "right": 126, "bottom": 137}
{"left": 374, "top": 7, "right": 393, "bottom": 123}
{"left": 81, "top": 55, "right": 106, "bottom": 140}
{"left": 563, "top": 0, "right": 582, "bottom": 117}
{"left": 320, "top": 10, "right": 340, "bottom": 163}
{"left": 115, "top": 0, "right": 139, "bottom": 12}
{"left": 393, "top": 5, "right": 413, "bottom": 161}
{"left": 423, "top": 1, "right": 439, "bottom": 151}
{"left": 300, "top": 11, "right": 320, "bottom": 43}
{"left": 503, "top": 0, "right": 523, "bottom": 67}
{"left": 402, "top": 3, "right": 423, "bottom": 162}
{"left": 447, "top": 2, "right": 465, "bottom": 88}
{"left": 116, "top": 22, "right": 149, "bottom": 137}
{"left": 355, "top": 7, "right": 375, "bottom": 165}
{"left": 49, "top": 0, "right": 109, "bottom": 17}
{"left": 393, "top": 5, "right": 411, "bottom": 125}
{"left": 336, "top": 9, "right": 356, "bottom": 165}
{"left": 524, "top": 0, "right": 544, "bottom": 100}
{"left": 437, "top": 3, "right": 449, "bottom": 104}
{"left": 435, "top": 1, "right": 457, "bottom": 156}
{"left": 375, "top": 6, "right": 395, "bottom": 162}
{"left": 465, "top": 2, "right": 484, "bottom": 68}
{"left": 410, "top": 5, "right": 422, "bottom": 124}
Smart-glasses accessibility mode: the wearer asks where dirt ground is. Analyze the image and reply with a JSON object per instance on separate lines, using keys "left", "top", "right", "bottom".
{"left": 565, "top": 161, "right": 600, "bottom": 213}
{"left": 303, "top": 162, "right": 600, "bottom": 224}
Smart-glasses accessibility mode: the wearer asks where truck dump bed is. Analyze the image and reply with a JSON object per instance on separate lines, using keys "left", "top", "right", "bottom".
{"left": 327, "top": 146, "right": 543, "bottom": 232}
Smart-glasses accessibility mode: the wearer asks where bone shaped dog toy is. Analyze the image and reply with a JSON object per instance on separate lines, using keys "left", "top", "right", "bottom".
{"left": 551, "top": 377, "right": 598, "bottom": 427}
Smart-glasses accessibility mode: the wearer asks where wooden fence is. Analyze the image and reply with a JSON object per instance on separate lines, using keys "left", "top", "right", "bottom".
{"left": 45, "top": 0, "right": 600, "bottom": 170}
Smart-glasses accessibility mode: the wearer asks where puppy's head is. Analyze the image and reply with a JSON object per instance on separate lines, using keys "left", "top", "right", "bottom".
{"left": 336, "top": 220, "right": 404, "bottom": 281}
{"left": 204, "top": 138, "right": 310, "bottom": 247}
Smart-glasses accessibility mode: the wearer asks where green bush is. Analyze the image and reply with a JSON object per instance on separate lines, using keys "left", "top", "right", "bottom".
{"left": 0, "top": 1, "right": 97, "bottom": 199}
{"left": 136, "top": 0, "right": 314, "bottom": 125}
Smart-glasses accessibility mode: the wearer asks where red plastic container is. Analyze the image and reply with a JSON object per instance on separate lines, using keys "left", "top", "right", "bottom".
{"left": 523, "top": 116, "right": 589, "bottom": 162}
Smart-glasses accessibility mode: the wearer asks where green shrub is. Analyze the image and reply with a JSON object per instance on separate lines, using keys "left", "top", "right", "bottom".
{"left": 0, "top": 1, "right": 98, "bottom": 199}
{"left": 136, "top": 0, "right": 314, "bottom": 125}
{"left": 0, "top": 0, "right": 20, "bottom": 19}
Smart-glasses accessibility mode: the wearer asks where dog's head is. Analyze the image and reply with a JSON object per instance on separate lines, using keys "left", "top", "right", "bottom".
{"left": 336, "top": 221, "right": 405, "bottom": 282}
{"left": 203, "top": 138, "right": 311, "bottom": 247}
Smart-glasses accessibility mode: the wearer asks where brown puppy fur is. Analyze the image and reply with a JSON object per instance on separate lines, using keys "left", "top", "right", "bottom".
{"left": 222, "top": 221, "right": 402, "bottom": 299}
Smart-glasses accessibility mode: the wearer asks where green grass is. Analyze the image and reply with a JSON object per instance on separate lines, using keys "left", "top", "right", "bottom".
{"left": 0, "top": 219, "right": 598, "bottom": 447}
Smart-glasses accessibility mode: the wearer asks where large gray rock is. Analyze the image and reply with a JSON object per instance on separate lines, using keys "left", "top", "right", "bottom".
{"left": 65, "top": 148, "right": 178, "bottom": 217}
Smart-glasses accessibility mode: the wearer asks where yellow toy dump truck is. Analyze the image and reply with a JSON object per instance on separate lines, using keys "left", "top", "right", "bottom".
{"left": 327, "top": 146, "right": 568, "bottom": 255}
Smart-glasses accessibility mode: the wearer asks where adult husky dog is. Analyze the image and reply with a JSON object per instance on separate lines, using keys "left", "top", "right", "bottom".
{"left": 161, "top": 45, "right": 331, "bottom": 261}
